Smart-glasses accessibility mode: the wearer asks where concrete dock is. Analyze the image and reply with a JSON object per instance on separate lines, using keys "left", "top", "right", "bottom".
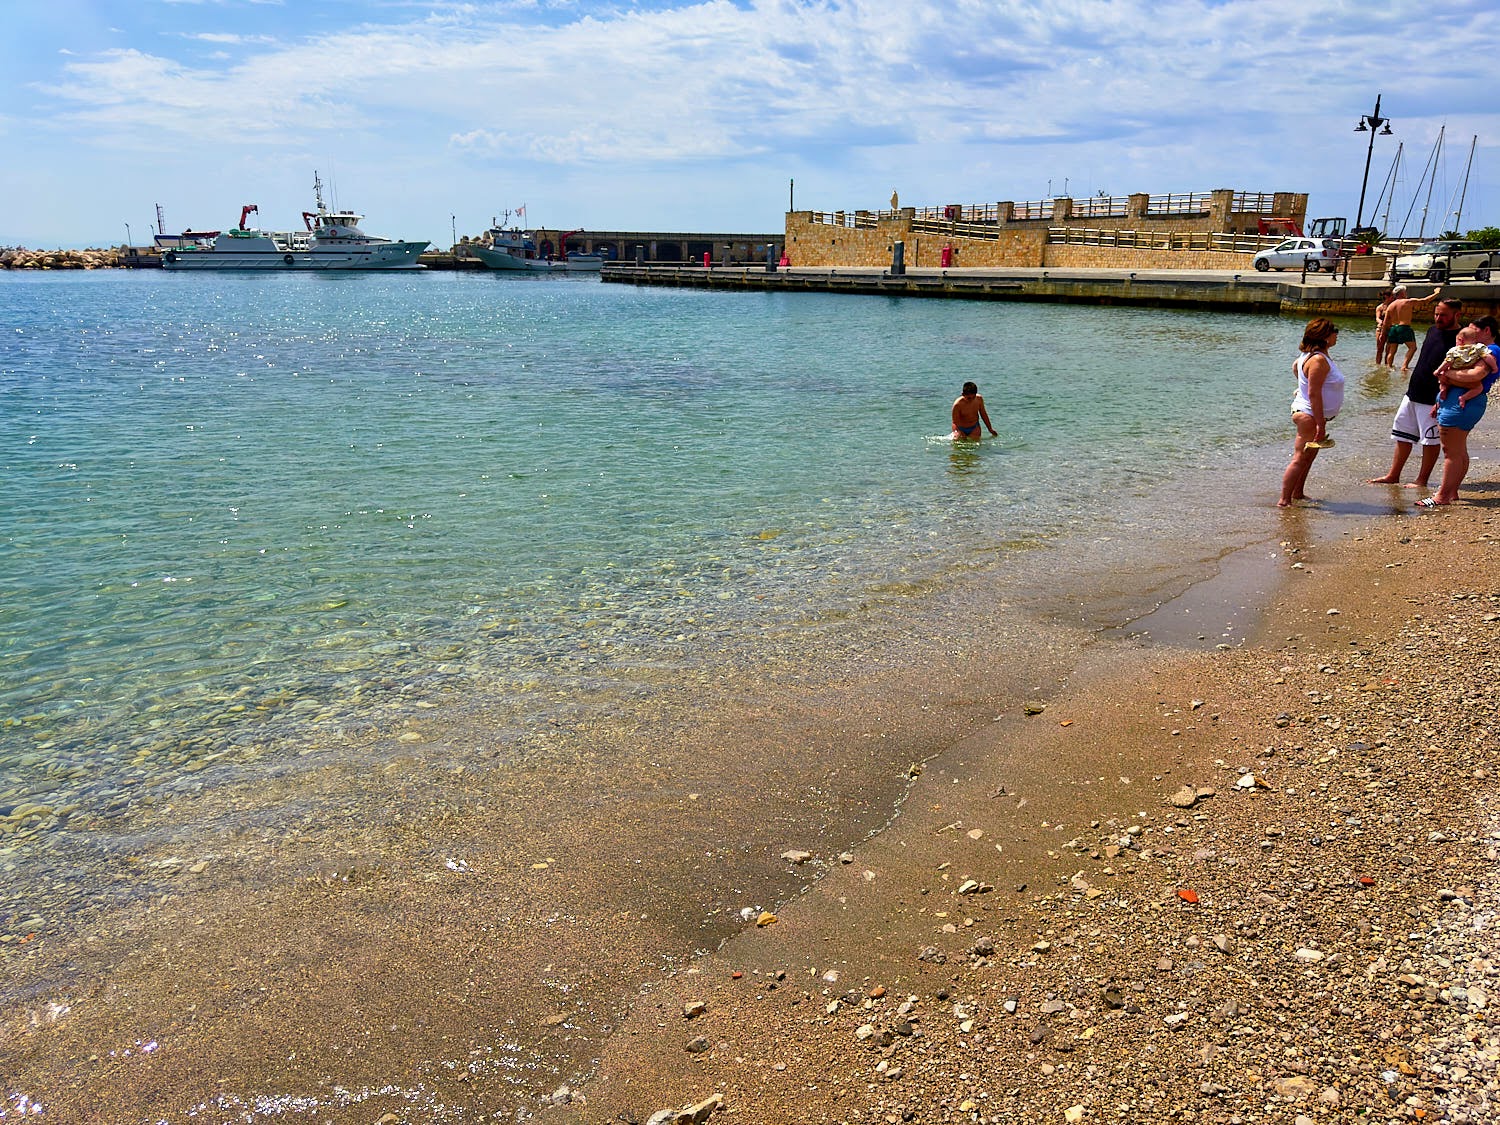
{"left": 600, "top": 263, "right": 1500, "bottom": 317}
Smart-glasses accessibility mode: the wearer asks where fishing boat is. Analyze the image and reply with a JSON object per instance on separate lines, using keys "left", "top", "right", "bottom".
{"left": 151, "top": 203, "right": 219, "bottom": 250}
{"left": 153, "top": 229, "right": 220, "bottom": 250}
{"left": 161, "top": 174, "right": 428, "bottom": 270}
{"left": 471, "top": 220, "right": 606, "bottom": 273}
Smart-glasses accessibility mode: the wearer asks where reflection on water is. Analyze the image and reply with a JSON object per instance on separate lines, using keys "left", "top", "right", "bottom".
{"left": 946, "top": 436, "right": 985, "bottom": 476}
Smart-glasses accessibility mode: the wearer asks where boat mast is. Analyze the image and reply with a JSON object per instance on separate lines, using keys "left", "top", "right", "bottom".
{"left": 1452, "top": 135, "right": 1477, "bottom": 232}
{"left": 1378, "top": 143, "right": 1402, "bottom": 234}
{"left": 1418, "top": 125, "right": 1444, "bottom": 240}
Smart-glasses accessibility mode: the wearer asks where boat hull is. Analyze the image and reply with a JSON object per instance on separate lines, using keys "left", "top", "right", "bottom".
{"left": 162, "top": 242, "right": 429, "bottom": 270}
{"left": 471, "top": 246, "right": 604, "bottom": 273}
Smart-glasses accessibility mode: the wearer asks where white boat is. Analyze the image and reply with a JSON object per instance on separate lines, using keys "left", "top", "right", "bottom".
{"left": 471, "top": 221, "right": 605, "bottom": 273}
{"left": 161, "top": 174, "right": 428, "bottom": 271}
{"left": 153, "top": 229, "right": 219, "bottom": 250}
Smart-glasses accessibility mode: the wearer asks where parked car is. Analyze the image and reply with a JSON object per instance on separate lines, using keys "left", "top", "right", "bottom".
{"left": 1252, "top": 237, "right": 1341, "bottom": 272}
{"left": 1392, "top": 239, "right": 1497, "bottom": 282}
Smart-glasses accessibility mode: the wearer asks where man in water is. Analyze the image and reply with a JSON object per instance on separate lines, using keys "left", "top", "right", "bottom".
{"left": 1381, "top": 284, "right": 1443, "bottom": 371}
{"left": 1368, "top": 297, "right": 1462, "bottom": 488}
{"left": 951, "top": 381, "right": 997, "bottom": 441}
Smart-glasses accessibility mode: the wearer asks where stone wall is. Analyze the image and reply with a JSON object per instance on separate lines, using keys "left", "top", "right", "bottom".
{"left": 783, "top": 216, "right": 1048, "bottom": 269}
{"left": 1043, "top": 244, "right": 1256, "bottom": 271}
{"left": 784, "top": 189, "right": 1310, "bottom": 270}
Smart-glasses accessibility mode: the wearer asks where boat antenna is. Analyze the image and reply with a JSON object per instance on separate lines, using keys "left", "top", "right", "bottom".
{"left": 1451, "top": 134, "right": 1477, "bottom": 232}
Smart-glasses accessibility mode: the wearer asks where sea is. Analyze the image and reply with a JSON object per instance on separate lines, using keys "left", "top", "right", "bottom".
{"left": 0, "top": 269, "right": 1410, "bottom": 1120}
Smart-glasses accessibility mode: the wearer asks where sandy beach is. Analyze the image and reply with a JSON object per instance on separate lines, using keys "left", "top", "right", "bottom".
{"left": 5, "top": 486, "right": 1499, "bottom": 1123}
{"left": 562, "top": 504, "right": 1500, "bottom": 1125}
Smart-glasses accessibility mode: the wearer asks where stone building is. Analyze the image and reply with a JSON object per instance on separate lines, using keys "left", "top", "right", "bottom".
{"left": 785, "top": 190, "right": 1310, "bottom": 270}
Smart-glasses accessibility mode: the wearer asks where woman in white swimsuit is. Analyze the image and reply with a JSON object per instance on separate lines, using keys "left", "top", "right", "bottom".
{"left": 1279, "top": 318, "right": 1346, "bottom": 508}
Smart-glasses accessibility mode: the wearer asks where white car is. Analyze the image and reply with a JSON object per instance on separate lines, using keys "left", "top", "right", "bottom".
{"left": 1252, "top": 237, "right": 1341, "bottom": 272}
{"left": 1391, "top": 240, "right": 1496, "bottom": 283}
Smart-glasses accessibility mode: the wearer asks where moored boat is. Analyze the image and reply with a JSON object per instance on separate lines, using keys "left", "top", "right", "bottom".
{"left": 161, "top": 174, "right": 428, "bottom": 271}
{"left": 472, "top": 220, "right": 605, "bottom": 273}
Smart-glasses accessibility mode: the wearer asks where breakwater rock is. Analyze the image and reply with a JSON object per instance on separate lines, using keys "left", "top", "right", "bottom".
{"left": 2, "top": 247, "right": 121, "bottom": 270}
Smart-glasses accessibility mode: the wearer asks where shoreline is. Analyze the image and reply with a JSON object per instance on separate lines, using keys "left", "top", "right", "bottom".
{"left": 567, "top": 504, "right": 1500, "bottom": 1125}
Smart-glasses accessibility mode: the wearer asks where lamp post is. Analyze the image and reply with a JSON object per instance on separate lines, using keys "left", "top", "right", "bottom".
{"left": 124, "top": 221, "right": 132, "bottom": 249}
{"left": 1353, "top": 94, "right": 1393, "bottom": 231}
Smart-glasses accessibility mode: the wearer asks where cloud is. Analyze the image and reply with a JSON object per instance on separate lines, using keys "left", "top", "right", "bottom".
{"left": 175, "top": 32, "right": 280, "bottom": 44}
{"left": 12, "top": 0, "right": 1500, "bottom": 239}
{"left": 40, "top": 0, "right": 1337, "bottom": 161}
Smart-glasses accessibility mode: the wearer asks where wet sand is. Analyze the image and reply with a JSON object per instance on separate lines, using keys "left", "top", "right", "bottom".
{"left": 5, "top": 485, "right": 1499, "bottom": 1122}
{"left": 569, "top": 503, "right": 1500, "bottom": 1125}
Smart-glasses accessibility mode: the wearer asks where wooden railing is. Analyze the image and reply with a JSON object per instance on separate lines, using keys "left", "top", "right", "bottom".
{"left": 806, "top": 190, "right": 1293, "bottom": 227}
{"left": 1047, "top": 227, "right": 1275, "bottom": 253}
{"left": 1070, "top": 196, "right": 1131, "bottom": 219}
{"left": 1011, "top": 200, "right": 1054, "bottom": 221}
{"left": 1231, "top": 192, "right": 1277, "bottom": 215}
{"left": 1145, "top": 192, "right": 1212, "bottom": 217}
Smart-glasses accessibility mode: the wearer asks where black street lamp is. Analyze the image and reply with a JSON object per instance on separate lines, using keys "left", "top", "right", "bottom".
{"left": 1353, "top": 94, "right": 1393, "bottom": 231}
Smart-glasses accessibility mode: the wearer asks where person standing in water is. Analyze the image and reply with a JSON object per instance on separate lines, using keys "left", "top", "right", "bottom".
{"left": 1381, "top": 284, "right": 1443, "bottom": 371}
{"left": 951, "top": 382, "right": 997, "bottom": 441}
{"left": 1279, "top": 318, "right": 1345, "bottom": 508}
{"left": 1374, "top": 288, "right": 1394, "bottom": 362}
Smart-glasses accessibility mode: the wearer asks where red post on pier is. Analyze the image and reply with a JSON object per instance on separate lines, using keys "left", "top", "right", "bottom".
{"left": 703, "top": 251, "right": 711, "bottom": 269}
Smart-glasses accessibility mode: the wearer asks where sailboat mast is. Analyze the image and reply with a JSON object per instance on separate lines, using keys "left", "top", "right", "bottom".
{"left": 1419, "top": 125, "right": 1444, "bottom": 240}
{"left": 1453, "top": 135, "right": 1477, "bottom": 232}
{"left": 1379, "top": 143, "right": 1403, "bottom": 234}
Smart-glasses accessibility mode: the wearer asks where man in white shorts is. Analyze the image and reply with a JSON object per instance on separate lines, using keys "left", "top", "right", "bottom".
{"left": 1368, "top": 298, "right": 1462, "bottom": 488}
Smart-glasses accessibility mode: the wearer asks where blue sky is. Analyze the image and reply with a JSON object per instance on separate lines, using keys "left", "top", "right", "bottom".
{"left": 4, "top": 0, "right": 1499, "bottom": 249}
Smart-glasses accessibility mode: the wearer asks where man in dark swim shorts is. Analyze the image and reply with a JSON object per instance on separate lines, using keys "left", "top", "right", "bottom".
{"left": 1380, "top": 284, "right": 1442, "bottom": 371}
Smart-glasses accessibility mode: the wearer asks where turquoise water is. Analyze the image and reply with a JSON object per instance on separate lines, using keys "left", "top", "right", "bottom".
{"left": 2, "top": 272, "right": 1343, "bottom": 836}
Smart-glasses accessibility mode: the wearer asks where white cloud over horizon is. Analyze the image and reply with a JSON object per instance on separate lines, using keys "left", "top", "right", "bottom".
{"left": 4, "top": 0, "right": 1498, "bottom": 248}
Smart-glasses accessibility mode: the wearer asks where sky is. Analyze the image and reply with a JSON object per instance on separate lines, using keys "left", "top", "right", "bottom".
{"left": 3, "top": 0, "right": 1500, "bottom": 249}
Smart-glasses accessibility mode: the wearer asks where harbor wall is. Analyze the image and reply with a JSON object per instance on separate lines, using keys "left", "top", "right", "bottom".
{"left": 600, "top": 263, "right": 1500, "bottom": 319}
{"left": 784, "top": 189, "right": 1310, "bottom": 271}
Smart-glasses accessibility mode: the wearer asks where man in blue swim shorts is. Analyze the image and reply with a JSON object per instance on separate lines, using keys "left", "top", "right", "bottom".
{"left": 951, "top": 381, "right": 997, "bottom": 441}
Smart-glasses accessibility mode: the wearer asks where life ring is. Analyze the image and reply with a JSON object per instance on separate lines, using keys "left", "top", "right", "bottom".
{"left": 283, "top": 254, "right": 295, "bottom": 266}
{"left": 164, "top": 251, "right": 177, "bottom": 264}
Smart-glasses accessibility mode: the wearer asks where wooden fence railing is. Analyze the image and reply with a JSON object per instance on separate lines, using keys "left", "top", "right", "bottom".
{"left": 1069, "top": 196, "right": 1131, "bottom": 219}
{"left": 1047, "top": 228, "right": 1274, "bottom": 252}
{"left": 1145, "top": 192, "right": 1213, "bottom": 217}
{"left": 1231, "top": 192, "right": 1277, "bottom": 215}
{"left": 806, "top": 190, "right": 1281, "bottom": 228}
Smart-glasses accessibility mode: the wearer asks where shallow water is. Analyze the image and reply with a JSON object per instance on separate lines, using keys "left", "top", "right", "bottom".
{"left": 3, "top": 269, "right": 1424, "bottom": 1121}
{"left": 1, "top": 273, "right": 1388, "bottom": 842}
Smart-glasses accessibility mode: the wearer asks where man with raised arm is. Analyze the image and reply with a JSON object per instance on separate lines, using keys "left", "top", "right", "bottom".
{"left": 1380, "top": 284, "right": 1443, "bottom": 371}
